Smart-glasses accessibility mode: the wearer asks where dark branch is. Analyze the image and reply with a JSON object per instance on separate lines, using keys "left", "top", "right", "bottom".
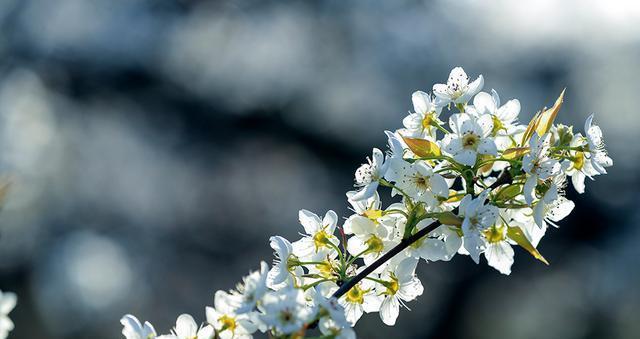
{"left": 331, "top": 170, "right": 514, "bottom": 299}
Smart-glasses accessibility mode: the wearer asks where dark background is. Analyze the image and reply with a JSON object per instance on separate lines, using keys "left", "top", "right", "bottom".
{"left": 0, "top": 1, "right": 638, "bottom": 338}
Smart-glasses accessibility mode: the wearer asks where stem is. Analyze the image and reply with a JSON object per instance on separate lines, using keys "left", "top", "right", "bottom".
{"left": 331, "top": 218, "right": 443, "bottom": 299}
{"left": 331, "top": 170, "right": 513, "bottom": 300}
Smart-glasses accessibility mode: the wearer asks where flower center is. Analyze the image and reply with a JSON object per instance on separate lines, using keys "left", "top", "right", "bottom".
{"left": 421, "top": 113, "right": 436, "bottom": 131}
{"left": 279, "top": 309, "right": 294, "bottom": 324}
{"left": 491, "top": 115, "right": 504, "bottom": 135}
{"left": 218, "top": 315, "right": 237, "bottom": 333}
{"left": 384, "top": 275, "right": 399, "bottom": 295}
{"left": 365, "top": 235, "right": 384, "bottom": 254}
{"left": 573, "top": 151, "right": 585, "bottom": 170}
{"left": 345, "top": 285, "right": 365, "bottom": 304}
{"left": 483, "top": 225, "right": 506, "bottom": 243}
{"left": 315, "top": 261, "right": 335, "bottom": 279}
{"left": 411, "top": 175, "right": 431, "bottom": 191}
{"left": 462, "top": 133, "right": 479, "bottom": 150}
{"left": 313, "top": 229, "right": 333, "bottom": 251}
{"left": 362, "top": 209, "right": 383, "bottom": 222}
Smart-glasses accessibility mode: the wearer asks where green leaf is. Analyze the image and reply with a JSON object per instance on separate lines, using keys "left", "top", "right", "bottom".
{"left": 495, "top": 184, "right": 521, "bottom": 201}
{"left": 436, "top": 211, "right": 462, "bottom": 227}
{"left": 507, "top": 226, "right": 549, "bottom": 265}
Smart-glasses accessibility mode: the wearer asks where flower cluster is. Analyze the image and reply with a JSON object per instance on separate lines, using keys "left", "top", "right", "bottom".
{"left": 0, "top": 290, "right": 16, "bottom": 339}
{"left": 121, "top": 67, "right": 612, "bottom": 338}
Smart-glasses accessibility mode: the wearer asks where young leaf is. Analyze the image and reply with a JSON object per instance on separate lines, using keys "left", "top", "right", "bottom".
{"left": 401, "top": 136, "right": 442, "bottom": 157}
{"left": 502, "top": 147, "right": 530, "bottom": 160}
{"left": 507, "top": 226, "right": 549, "bottom": 265}
{"left": 520, "top": 110, "right": 541, "bottom": 146}
{"left": 535, "top": 88, "right": 566, "bottom": 137}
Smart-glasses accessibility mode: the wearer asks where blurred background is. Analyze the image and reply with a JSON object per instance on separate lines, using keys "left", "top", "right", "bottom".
{"left": 0, "top": 0, "right": 638, "bottom": 338}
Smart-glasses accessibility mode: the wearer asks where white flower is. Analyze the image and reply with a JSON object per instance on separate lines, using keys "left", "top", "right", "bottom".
{"left": 314, "top": 295, "right": 350, "bottom": 330}
{"left": 402, "top": 91, "right": 443, "bottom": 138}
{"left": 121, "top": 315, "right": 157, "bottom": 339}
{"left": 161, "top": 314, "right": 214, "bottom": 339}
{"left": 458, "top": 191, "right": 499, "bottom": 264}
{"left": 0, "top": 291, "right": 17, "bottom": 339}
{"left": 391, "top": 160, "right": 449, "bottom": 206}
{"left": 532, "top": 178, "right": 575, "bottom": 229}
{"left": 352, "top": 148, "right": 389, "bottom": 201}
{"left": 410, "top": 221, "right": 461, "bottom": 262}
{"left": 584, "top": 114, "right": 613, "bottom": 175}
{"left": 292, "top": 210, "right": 340, "bottom": 260}
{"left": 259, "top": 288, "right": 313, "bottom": 335}
{"left": 319, "top": 318, "right": 356, "bottom": 339}
{"left": 234, "top": 262, "right": 270, "bottom": 314}
{"left": 345, "top": 216, "right": 396, "bottom": 268}
{"left": 523, "top": 133, "right": 561, "bottom": 205}
{"left": 267, "top": 236, "right": 299, "bottom": 288}
{"left": 482, "top": 218, "right": 515, "bottom": 275}
{"left": 376, "top": 258, "right": 423, "bottom": 326}
{"left": 469, "top": 90, "right": 522, "bottom": 156}
{"left": 206, "top": 291, "right": 257, "bottom": 339}
{"left": 338, "top": 278, "right": 382, "bottom": 326}
{"left": 444, "top": 113, "right": 497, "bottom": 166}
{"left": 470, "top": 90, "right": 521, "bottom": 135}
{"left": 433, "top": 67, "right": 484, "bottom": 105}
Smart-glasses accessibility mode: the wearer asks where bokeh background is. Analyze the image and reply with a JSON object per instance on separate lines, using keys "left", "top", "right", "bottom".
{"left": 0, "top": 0, "right": 638, "bottom": 338}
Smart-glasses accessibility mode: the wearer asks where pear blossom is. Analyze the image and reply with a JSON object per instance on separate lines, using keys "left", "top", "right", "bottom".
{"left": 259, "top": 288, "right": 313, "bottom": 335}
{"left": 532, "top": 177, "right": 575, "bottom": 228}
{"left": 159, "top": 314, "right": 213, "bottom": 339}
{"left": 402, "top": 91, "right": 443, "bottom": 138}
{"left": 410, "top": 221, "right": 461, "bottom": 262}
{"left": 121, "top": 315, "right": 157, "bottom": 339}
{"left": 482, "top": 216, "right": 515, "bottom": 275}
{"left": 233, "top": 262, "right": 270, "bottom": 313}
{"left": 351, "top": 148, "right": 389, "bottom": 201}
{"left": 391, "top": 160, "right": 449, "bottom": 205}
{"left": 292, "top": 210, "right": 340, "bottom": 260}
{"left": 443, "top": 113, "right": 497, "bottom": 166}
{"left": 584, "top": 114, "right": 613, "bottom": 175}
{"left": 206, "top": 291, "right": 257, "bottom": 339}
{"left": 337, "top": 278, "right": 382, "bottom": 325}
{"left": 469, "top": 90, "right": 522, "bottom": 155}
{"left": 267, "top": 236, "right": 299, "bottom": 288}
{"left": 115, "top": 69, "right": 612, "bottom": 339}
{"left": 0, "top": 291, "right": 16, "bottom": 339}
{"left": 458, "top": 191, "right": 499, "bottom": 263}
{"left": 433, "top": 67, "right": 484, "bottom": 105}
{"left": 376, "top": 258, "right": 424, "bottom": 326}
{"left": 523, "top": 133, "right": 561, "bottom": 205}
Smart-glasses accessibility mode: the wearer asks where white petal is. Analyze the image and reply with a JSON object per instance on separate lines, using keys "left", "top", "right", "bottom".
{"left": 454, "top": 149, "right": 477, "bottom": 166}
{"left": 412, "top": 91, "right": 432, "bottom": 114}
{"left": 299, "top": 209, "right": 321, "bottom": 235}
{"left": 473, "top": 91, "right": 496, "bottom": 115}
{"left": 175, "top": 314, "right": 197, "bottom": 338}
{"left": 523, "top": 175, "right": 537, "bottom": 206}
{"left": 485, "top": 242, "right": 514, "bottom": 275}
{"left": 432, "top": 83, "right": 450, "bottom": 100}
{"left": 429, "top": 174, "right": 450, "bottom": 198}
{"left": 497, "top": 99, "right": 520, "bottom": 123}
{"left": 477, "top": 138, "right": 498, "bottom": 156}
{"left": 379, "top": 297, "right": 400, "bottom": 326}
{"left": 476, "top": 114, "right": 494, "bottom": 137}
{"left": 0, "top": 293, "right": 16, "bottom": 314}
{"left": 323, "top": 210, "right": 339, "bottom": 232}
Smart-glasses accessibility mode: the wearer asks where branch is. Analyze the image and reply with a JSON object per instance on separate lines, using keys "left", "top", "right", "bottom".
{"left": 332, "top": 170, "right": 513, "bottom": 299}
